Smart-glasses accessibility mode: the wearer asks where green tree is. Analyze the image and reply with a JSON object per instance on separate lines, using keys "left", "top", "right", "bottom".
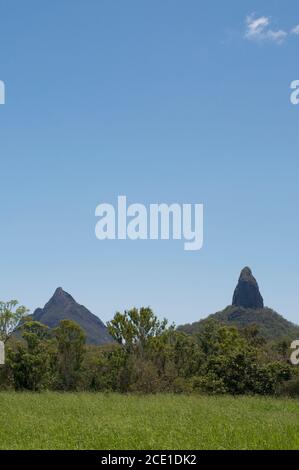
{"left": 54, "top": 320, "right": 86, "bottom": 390}
{"left": 108, "top": 307, "right": 170, "bottom": 355}
{"left": 8, "top": 321, "right": 54, "bottom": 391}
{"left": 0, "top": 300, "right": 28, "bottom": 343}
{"left": 147, "top": 330, "right": 204, "bottom": 390}
{"left": 107, "top": 308, "right": 174, "bottom": 392}
{"left": 83, "top": 344, "right": 129, "bottom": 392}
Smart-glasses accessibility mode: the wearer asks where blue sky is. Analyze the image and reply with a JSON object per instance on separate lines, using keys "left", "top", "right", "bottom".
{"left": 0, "top": 1, "right": 299, "bottom": 326}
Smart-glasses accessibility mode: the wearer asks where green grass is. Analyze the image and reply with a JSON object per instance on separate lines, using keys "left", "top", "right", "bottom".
{"left": 0, "top": 393, "right": 299, "bottom": 450}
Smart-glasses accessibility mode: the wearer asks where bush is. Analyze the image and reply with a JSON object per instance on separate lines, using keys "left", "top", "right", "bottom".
{"left": 129, "top": 359, "right": 161, "bottom": 393}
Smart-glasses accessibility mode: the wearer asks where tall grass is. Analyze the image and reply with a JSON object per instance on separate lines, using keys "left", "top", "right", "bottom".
{"left": 0, "top": 393, "right": 299, "bottom": 450}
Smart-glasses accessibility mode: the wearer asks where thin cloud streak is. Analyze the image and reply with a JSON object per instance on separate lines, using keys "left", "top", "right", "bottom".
{"left": 291, "top": 25, "right": 299, "bottom": 35}
{"left": 245, "top": 14, "right": 287, "bottom": 44}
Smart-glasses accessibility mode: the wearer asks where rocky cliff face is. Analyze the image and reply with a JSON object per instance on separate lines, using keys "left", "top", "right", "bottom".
{"left": 32, "top": 288, "right": 114, "bottom": 345}
{"left": 232, "top": 267, "right": 264, "bottom": 309}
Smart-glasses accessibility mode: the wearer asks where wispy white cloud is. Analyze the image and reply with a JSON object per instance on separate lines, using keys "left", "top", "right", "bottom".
{"left": 245, "top": 14, "right": 287, "bottom": 44}
{"left": 245, "top": 15, "right": 269, "bottom": 39}
{"left": 291, "top": 24, "right": 299, "bottom": 35}
{"left": 266, "top": 29, "right": 288, "bottom": 43}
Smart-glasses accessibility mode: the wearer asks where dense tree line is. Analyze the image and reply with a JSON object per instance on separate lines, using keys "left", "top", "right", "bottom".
{"left": 0, "top": 301, "right": 299, "bottom": 395}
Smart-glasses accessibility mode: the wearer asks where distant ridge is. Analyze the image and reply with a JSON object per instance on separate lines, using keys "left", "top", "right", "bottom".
{"left": 32, "top": 288, "right": 113, "bottom": 345}
{"left": 178, "top": 267, "right": 299, "bottom": 341}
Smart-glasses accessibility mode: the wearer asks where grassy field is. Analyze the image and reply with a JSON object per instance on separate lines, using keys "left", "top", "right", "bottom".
{"left": 0, "top": 392, "right": 299, "bottom": 450}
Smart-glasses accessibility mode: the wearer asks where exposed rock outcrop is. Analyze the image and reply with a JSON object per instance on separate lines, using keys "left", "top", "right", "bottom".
{"left": 232, "top": 267, "right": 264, "bottom": 309}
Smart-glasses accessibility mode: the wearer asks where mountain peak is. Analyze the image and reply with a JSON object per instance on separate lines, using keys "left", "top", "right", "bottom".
{"left": 232, "top": 266, "right": 264, "bottom": 309}
{"left": 54, "top": 287, "right": 64, "bottom": 295}
{"left": 240, "top": 266, "right": 253, "bottom": 278}
{"left": 32, "top": 288, "right": 113, "bottom": 345}
{"left": 178, "top": 266, "right": 299, "bottom": 341}
{"left": 52, "top": 287, "right": 73, "bottom": 300}
{"left": 53, "top": 286, "right": 74, "bottom": 297}
{"left": 45, "top": 287, "right": 75, "bottom": 310}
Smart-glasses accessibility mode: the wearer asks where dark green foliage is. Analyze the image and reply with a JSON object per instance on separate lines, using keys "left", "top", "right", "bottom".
{"left": 1, "top": 306, "right": 297, "bottom": 396}
{"left": 107, "top": 307, "right": 170, "bottom": 353}
{"left": 82, "top": 344, "right": 129, "bottom": 392}
{"left": 7, "top": 321, "right": 55, "bottom": 391}
{"left": 178, "top": 305, "right": 299, "bottom": 342}
{"left": 279, "top": 373, "right": 299, "bottom": 397}
{"left": 54, "top": 320, "right": 86, "bottom": 390}
{"left": 196, "top": 321, "right": 292, "bottom": 395}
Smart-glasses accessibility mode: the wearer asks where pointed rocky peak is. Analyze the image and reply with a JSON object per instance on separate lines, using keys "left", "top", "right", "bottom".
{"left": 32, "top": 288, "right": 114, "bottom": 345}
{"left": 232, "top": 267, "right": 264, "bottom": 309}
{"left": 54, "top": 287, "right": 64, "bottom": 295}
{"left": 46, "top": 287, "right": 75, "bottom": 308}
{"left": 53, "top": 287, "right": 71, "bottom": 298}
